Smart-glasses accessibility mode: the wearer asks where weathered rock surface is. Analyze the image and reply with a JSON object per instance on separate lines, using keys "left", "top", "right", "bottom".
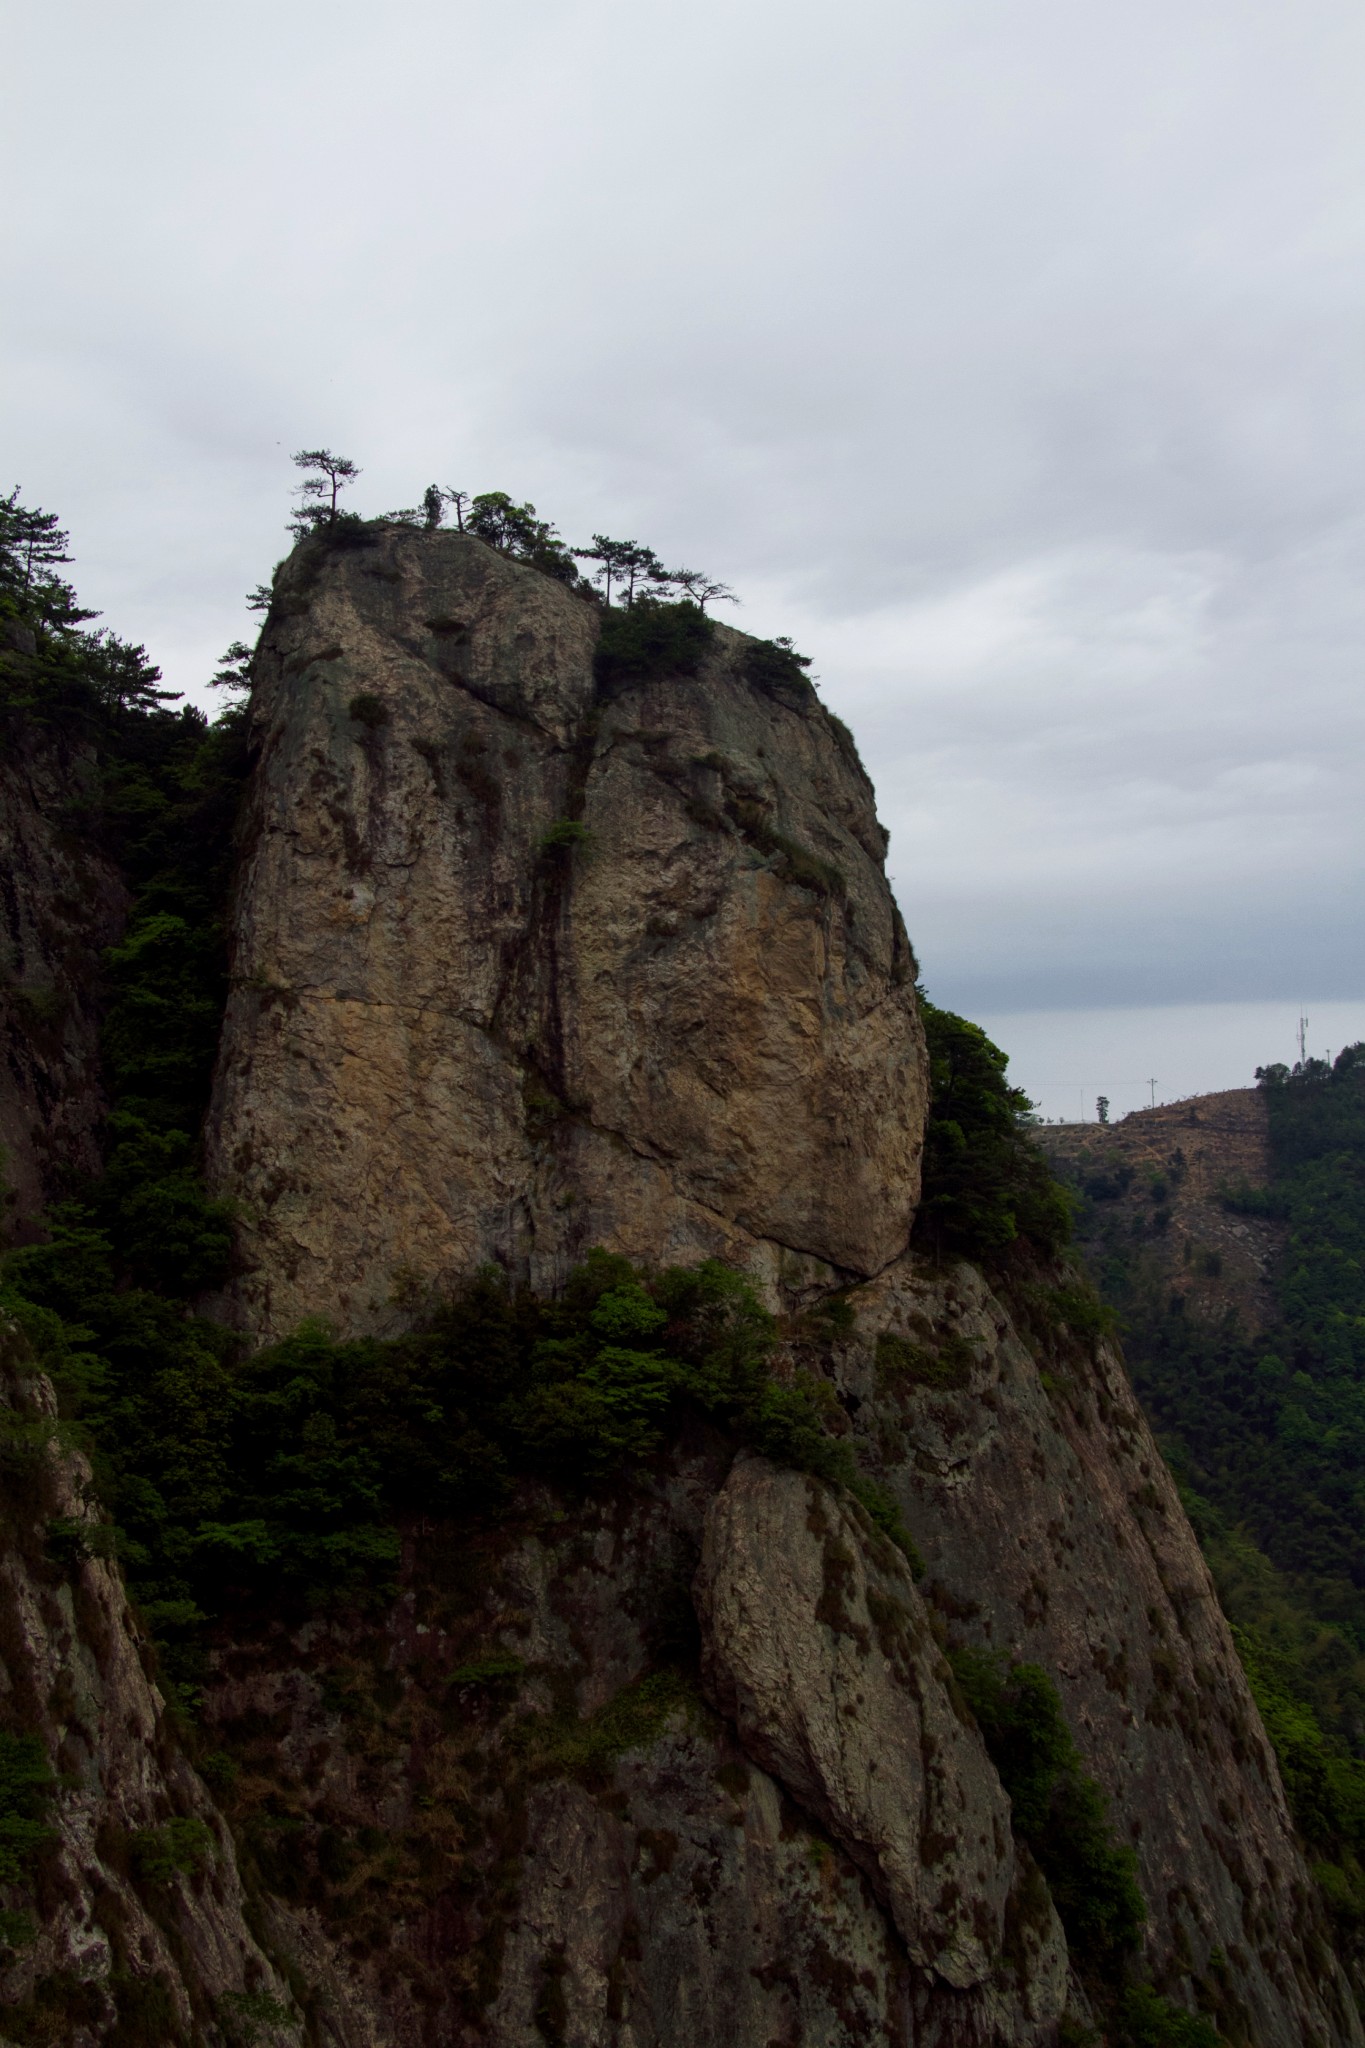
{"left": 205, "top": 527, "right": 923, "bottom": 1337}
{"left": 3, "top": 530, "right": 1360, "bottom": 2044}
{"left": 695, "top": 1454, "right": 1061, "bottom": 2008}
{"left": 828, "top": 1252, "right": 1363, "bottom": 2048}
{"left": 0, "top": 727, "right": 126, "bottom": 1232}
{"left": 0, "top": 1327, "right": 295, "bottom": 2043}
{"left": 192, "top": 1441, "right": 1067, "bottom": 2047}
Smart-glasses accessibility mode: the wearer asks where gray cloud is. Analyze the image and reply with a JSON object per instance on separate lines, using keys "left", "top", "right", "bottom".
{"left": 3, "top": 0, "right": 1362, "bottom": 1018}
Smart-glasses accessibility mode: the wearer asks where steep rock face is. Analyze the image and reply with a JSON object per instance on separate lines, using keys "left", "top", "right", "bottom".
{"left": 4, "top": 536, "right": 1355, "bottom": 2042}
{"left": 0, "top": 1328, "right": 295, "bottom": 2042}
{"left": 206, "top": 527, "right": 923, "bottom": 1337}
{"left": 828, "top": 1253, "right": 1362, "bottom": 2048}
{"left": 0, "top": 726, "right": 126, "bottom": 1232}
{"left": 695, "top": 1456, "right": 1061, "bottom": 2005}
{"left": 193, "top": 1442, "right": 1068, "bottom": 2047}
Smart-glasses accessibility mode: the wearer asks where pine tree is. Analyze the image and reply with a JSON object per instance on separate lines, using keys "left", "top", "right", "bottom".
{"left": 86, "top": 633, "right": 181, "bottom": 720}
{"left": 0, "top": 489, "right": 98, "bottom": 628}
{"left": 289, "top": 450, "right": 360, "bottom": 537}
{"left": 573, "top": 535, "right": 638, "bottom": 607}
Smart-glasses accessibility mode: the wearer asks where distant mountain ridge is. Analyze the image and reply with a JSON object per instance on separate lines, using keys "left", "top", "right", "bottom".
{"left": 1037, "top": 1088, "right": 1284, "bottom": 1336}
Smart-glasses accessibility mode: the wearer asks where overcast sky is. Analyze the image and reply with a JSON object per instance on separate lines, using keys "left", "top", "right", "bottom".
{"left": 4, "top": 0, "right": 1362, "bottom": 1098}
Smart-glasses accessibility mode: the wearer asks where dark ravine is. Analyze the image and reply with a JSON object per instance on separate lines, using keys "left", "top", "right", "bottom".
{"left": 0, "top": 522, "right": 1359, "bottom": 2045}
{"left": 0, "top": 714, "right": 127, "bottom": 1230}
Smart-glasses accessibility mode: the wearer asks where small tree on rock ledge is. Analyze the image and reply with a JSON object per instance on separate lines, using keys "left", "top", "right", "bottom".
{"left": 289, "top": 449, "right": 360, "bottom": 537}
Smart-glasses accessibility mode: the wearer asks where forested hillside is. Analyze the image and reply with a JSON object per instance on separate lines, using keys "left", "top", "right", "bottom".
{"left": 1045, "top": 1054, "right": 1365, "bottom": 1944}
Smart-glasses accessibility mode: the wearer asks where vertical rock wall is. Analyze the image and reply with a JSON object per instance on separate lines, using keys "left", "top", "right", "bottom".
{"left": 830, "top": 1252, "right": 1363, "bottom": 2048}
{"left": 206, "top": 527, "right": 924, "bottom": 1338}
{"left": 0, "top": 1326, "right": 295, "bottom": 2041}
{"left": 0, "top": 525, "right": 1342, "bottom": 2040}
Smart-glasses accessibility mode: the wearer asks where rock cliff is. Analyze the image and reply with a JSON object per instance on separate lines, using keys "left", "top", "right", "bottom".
{"left": 205, "top": 527, "right": 923, "bottom": 1337}
{"left": 827, "top": 1252, "right": 1358, "bottom": 2047}
{"left": 1, "top": 525, "right": 1359, "bottom": 2045}
{"left": 0, "top": 1325, "right": 295, "bottom": 2044}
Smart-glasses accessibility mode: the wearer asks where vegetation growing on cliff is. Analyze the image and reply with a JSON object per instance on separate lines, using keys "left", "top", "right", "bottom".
{"left": 914, "top": 995, "right": 1073, "bottom": 1263}
{"left": 592, "top": 593, "right": 715, "bottom": 693}
{"left": 0, "top": 1733, "right": 56, "bottom": 1954}
{"left": 951, "top": 1647, "right": 1146, "bottom": 1973}
{"left": 8, "top": 1240, "right": 919, "bottom": 1700}
{"left": 950, "top": 1649, "right": 1221, "bottom": 2046}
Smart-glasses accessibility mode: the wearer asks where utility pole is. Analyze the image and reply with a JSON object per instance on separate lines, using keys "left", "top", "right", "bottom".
{"left": 1298, "top": 1013, "right": 1309, "bottom": 1065}
{"left": 1148, "top": 1077, "right": 1157, "bottom": 1109}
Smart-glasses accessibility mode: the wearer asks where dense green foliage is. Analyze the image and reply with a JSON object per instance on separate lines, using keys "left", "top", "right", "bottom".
{"left": 1, "top": 496, "right": 250, "bottom": 1298}
{"left": 463, "top": 490, "right": 580, "bottom": 583}
{"left": 1060, "top": 1048, "right": 1365, "bottom": 1933}
{"left": 11, "top": 1246, "right": 918, "bottom": 1698}
{"left": 951, "top": 1652, "right": 1220, "bottom": 2045}
{"left": 1111, "top": 1985, "right": 1221, "bottom": 2048}
{"left": 950, "top": 1648, "right": 1145, "bottom": 1971}
{"left": 0, "top": 1733, "right": 57, "bottom": 1952}
{"left": 741, "top": 635, "right": 819, "bottom": 712}
{"left": 592, "top": 594, "right": 715, "bottom": 694}
{"left": 914, "top": 996, "right": 1072, "bottom": 1262}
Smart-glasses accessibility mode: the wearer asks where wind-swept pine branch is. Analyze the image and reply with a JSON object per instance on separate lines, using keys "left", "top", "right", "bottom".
{"left": 669, "top": 568, "right": 739, "bottom": 613}
{"left": 210, "top": 641, "right": 255, "bottom": 695}
{"left": 289, "top": 449, "right": 360, "bottom": 537}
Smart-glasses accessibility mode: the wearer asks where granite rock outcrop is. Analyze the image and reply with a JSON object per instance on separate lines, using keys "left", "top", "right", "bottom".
{"left": 205, "top": 527, "right": 923, "bottom": 1338}
{"left": 1, "top": 521, "right": 1360, "bottom": 2044}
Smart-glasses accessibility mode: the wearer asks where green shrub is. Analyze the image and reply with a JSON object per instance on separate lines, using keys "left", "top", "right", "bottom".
{"left": 914, "top": 996, "right": 1072, "bottom": 1262}
{"left": 0, "top": 1733, "right": 56, "bottom": 1889}
{"left": 46, "top": 1514, "right": 116, "bottom": 1567}
{"left": 949, "top": 1649, "right": 1145, "bottom": 1973}
{"left": 539, "top": 818, "right": 591, "bottom": 852}
{"left": 593, "top": 598, "right": 714, "bottom": 696}
{"left": 1115, "top": 1984, "right": 1220, "bottom": 2047}
{"left": 741, "top": 636, "right": 818, "bottom": 712}
{"left": 217, "top": 1990, "right": 300, "bottom": 2046}
{"left": 875, "top": 1330, "right": 976, "bottom": 1390}
{"left": 130, "top": 1815, "right": 214, "bottom": 1887}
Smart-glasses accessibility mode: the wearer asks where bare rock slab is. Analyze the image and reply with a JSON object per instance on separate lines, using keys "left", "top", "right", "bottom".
{"left": 695, "top": 1453, "right": 1064, "bottom": 2007}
